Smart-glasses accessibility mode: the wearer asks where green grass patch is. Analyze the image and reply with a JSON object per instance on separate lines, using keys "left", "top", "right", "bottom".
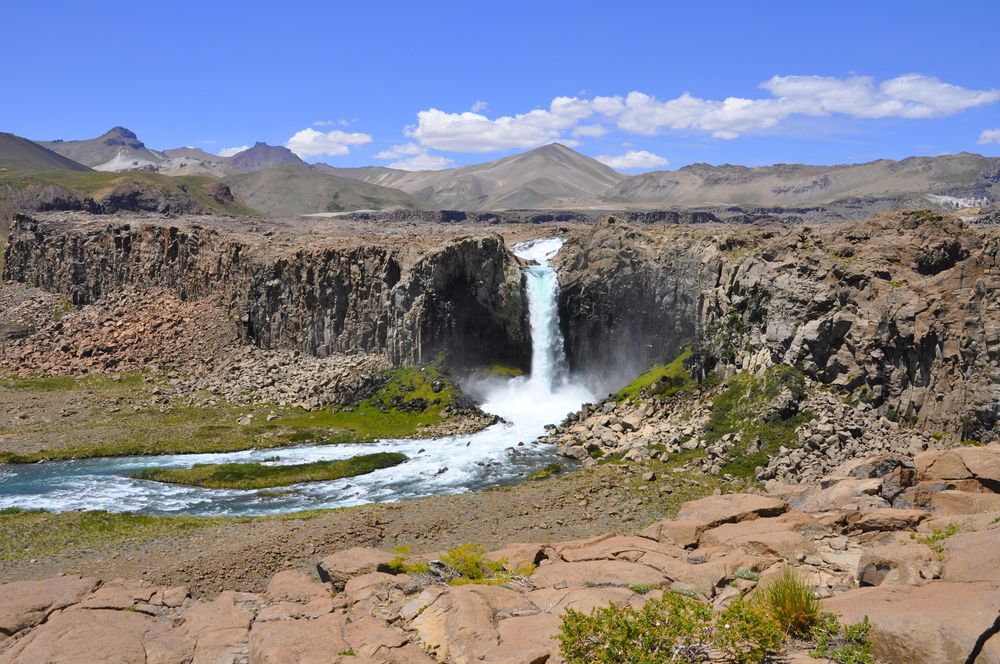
{"left": 265, "top": 366, "right": 462, "bottom": 444}
{"left": 132, "top": 452, "right": 407, "bottom": 489}
{"left": 0, "top": 508, "right": 223, "bottom": 562}
{"left": 0, "top": 372, "right": 144, "bottom": 392}
{"left": 616, "top": 348, "right": 695, "bottom": 401}
{"left": 703, "top": 365, "right": 813, "bottom": 479}
{"left": 527, "top": 463, "right": 563, "bottom": 481}
{"left": 0, "top": 366, "right": 467, "bottom": 463}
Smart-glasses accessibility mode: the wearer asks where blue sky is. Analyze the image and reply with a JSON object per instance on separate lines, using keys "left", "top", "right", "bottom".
{"left": 3, "top": 0, "right": 999, "bottom": 171}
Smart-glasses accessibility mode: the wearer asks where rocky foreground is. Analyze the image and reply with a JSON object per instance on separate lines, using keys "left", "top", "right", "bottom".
{"left": 3, "top": 444, "right": 999, "bottom": 664}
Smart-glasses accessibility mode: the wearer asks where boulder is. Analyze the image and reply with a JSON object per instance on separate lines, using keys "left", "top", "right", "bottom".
{"left": 857, "top": 543, "right": 941, "bottom": 586}
{"left": 526, "top": 586, "right": 639, "bottom": 618}
{"left": 266, "top": 570, "right": 331, "bottom": 604}
{"left": 557, "top": 535, "right": 680, "bottom": 563}
{"left": 676, "top": 494, "right": 788, "bottom": 528}
{"left": 826, "top": 582, "right": 1000, "bottom": 664}
{"left": 917, "top": 446, "right": 1000, "bottom": 489}
{"left": 484, "top": 543, "right": 549, "bottom": 572}
{"left": 848, "top": 508, "right": 927, "bottom": 533}
{"left": 317, "top": 547, "right": 395, "bottom": 591}
{"left": 638, "top": 519, "right": 705, "bottom": 549}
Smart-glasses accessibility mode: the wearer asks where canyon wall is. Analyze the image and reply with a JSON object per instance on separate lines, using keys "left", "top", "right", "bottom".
{"left": 556, "top": 214, "right": 1000, "bottom": 439}
{"left": 4, "top": 211, "right": 998, "bottom": 438}
{"left": 1, "top": 214, "right": 529, "bottom": 369}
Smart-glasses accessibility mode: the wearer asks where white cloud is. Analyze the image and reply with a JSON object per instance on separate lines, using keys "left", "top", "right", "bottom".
{"left": 389, "top": 153, "right": 456, "bottom": 171}
{"left": 573, "top": 124, "right": 609, "bottom": 138}
{"left": 979, "top": 128, "right": 1000, "bottom": 144}
{"left": 218, "top": 145, "right": 250, "bottom": 157}
{"left": 402, "top": 74, "right": 1000, "bottom": 151}
{"left": 470, "top": 100, "right": 488, "bottom": 113}
{"left": 406, "top": 96, "right": 595, "bottom": 152}
{"left": 616, "top": 75, "right": 1000, "bottom": 138}
{"left": 285, "top": 128, "right": 372, "bottom": 158}
{"left": 375, "top": 143, "right": 454, "bottom": 170}
{"left": 375, "top": 143, "right": 424, "bottom": 159}
{"left": 596, "top": 150, "right": 669, "bottom": 170}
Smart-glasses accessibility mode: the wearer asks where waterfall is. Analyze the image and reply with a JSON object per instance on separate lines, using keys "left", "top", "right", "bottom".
{"left": 517, "top": 238, "right": 570, "bottom": 390}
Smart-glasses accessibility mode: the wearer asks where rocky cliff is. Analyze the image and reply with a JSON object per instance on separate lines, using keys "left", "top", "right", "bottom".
{"left": 2, "top": 213, "right": 530, "bottom": 370}
{"left": 555, "top": 213, "right": 1000, "bottom": 440}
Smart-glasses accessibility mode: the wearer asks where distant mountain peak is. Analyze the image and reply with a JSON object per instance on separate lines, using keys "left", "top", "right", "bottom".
{"left": 226, "top": 142, "right": 306, "bottom": 172}
{"left": 99, "top": 126, "right": 144, "bottom": 149}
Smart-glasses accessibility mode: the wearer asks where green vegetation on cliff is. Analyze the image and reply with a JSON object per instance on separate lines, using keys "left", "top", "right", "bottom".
{"left": 268, "top": 366, "right": 464, "bottom": 444}
{"left": 704, "top": 365, "right": 812, "bottom": 479}
{"left": 132, "top": 452, "right": 407, "bottom": 489}
{"left": 616, "top": 348, "right": 696, "bottom": 401}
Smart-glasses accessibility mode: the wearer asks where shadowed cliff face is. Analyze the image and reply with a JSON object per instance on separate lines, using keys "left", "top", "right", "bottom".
{"left": 555, "top": 214, "right": 1000, "bottom": 439}
{"left": 2, "top": 214, "right": 530, "bottom": 370}
{"left": 555, "top": 218, "right": 705, "bottom": 393}
{"left": 244, "top": 236, "right": 529, "bottom": 368}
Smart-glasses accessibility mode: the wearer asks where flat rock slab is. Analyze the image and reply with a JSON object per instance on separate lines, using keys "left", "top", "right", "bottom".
{"left": 529, "top": 559, "right": 666, "bottom": 589}
{"left": 0, "top": 607, "right": 168, "bottom": 664}
{"left": 0, "top": 575, "right": 100, "bottom": 637}
{"left": 676, "top": 494, "right": 788, "bottom": 528}
{"left": 250, "top": 612, "right": 350, "bottom": 664}
{"left": 849, "top": 508, "right": 927, "bottom": 532}
{"left": 931, "top": 490, "right": 1000, "bottom": 516}
{"left": 943, "top": 527, "right": 1000, "bottom": 582}
{"left": 826, "top": 581, "right": 1000, "bottom": 664}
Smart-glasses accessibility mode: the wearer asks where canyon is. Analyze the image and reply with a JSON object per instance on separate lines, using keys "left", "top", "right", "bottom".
{"left": 1, "top": 207, "right": 999, "bottom": 663}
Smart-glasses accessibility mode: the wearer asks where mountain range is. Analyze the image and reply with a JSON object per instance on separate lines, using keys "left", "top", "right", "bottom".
{"left": 1, "top": 126, "right": 998, "bottom": 217}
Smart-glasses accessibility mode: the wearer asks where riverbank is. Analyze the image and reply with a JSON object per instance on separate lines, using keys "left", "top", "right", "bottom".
{"left": 0, "top": 460, "right": 719, "bottom": 594}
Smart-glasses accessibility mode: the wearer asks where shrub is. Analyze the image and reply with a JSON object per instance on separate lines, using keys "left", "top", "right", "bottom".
{"left": 811, "top": 614, "right": 875, "bottom": 664}
{"left": 558, "top": 592, "right": 711, "bottom": 664}
{"left": 712, "top": 598, "right": 784, "bottom": 664}
{"left": 732, "top": 567, "right": 760, "bottom": 581}
{"left": 440, "top": 543, "right": 505, "bottom": 581}
{"left": 757, "top": 568, "right": 822, "bottom": 637}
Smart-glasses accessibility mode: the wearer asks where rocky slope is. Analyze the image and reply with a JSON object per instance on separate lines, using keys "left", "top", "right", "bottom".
{"left": 223, "top": 165, "right": 428, "bottom": 216}
{"left": 328, "top": 144, "right": 626, "bottom": 210}
{"left": 602, "top": 152, "right": 1000, "bottom": 210}
{"left": 0, "top": 133, "right": 91, "bottom": 172}
{"left": 38, "top": 126, "right": 164, "bottom": 171}
{"left": 2, "top": 445, "right": 998, "bottom": 664}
